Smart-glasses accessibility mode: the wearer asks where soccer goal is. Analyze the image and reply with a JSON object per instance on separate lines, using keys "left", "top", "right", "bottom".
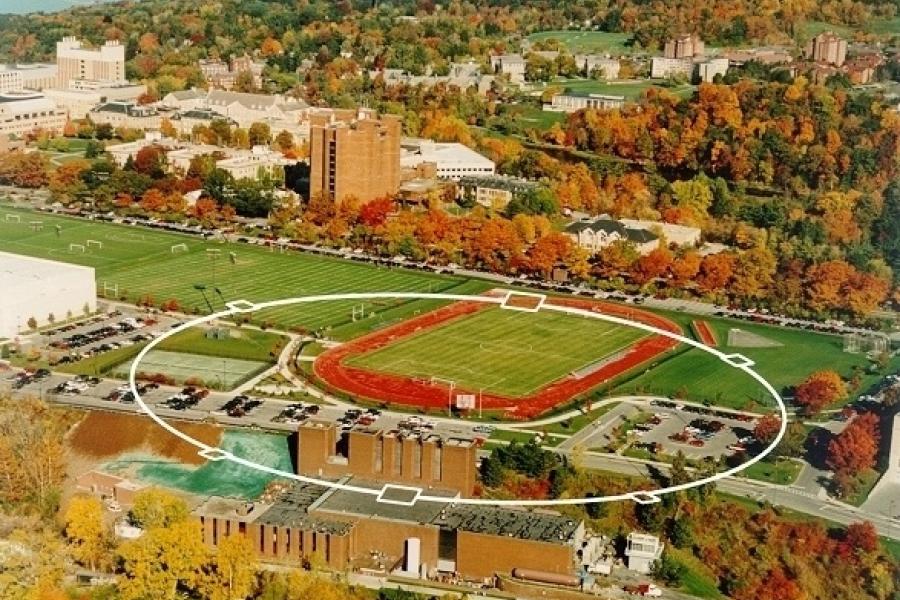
{"left": 171, "top": 243, "right": 188, "bottom": 254}
{"left": 350, "top": 304, "right": 366, "bottom": 322}
{"left": 29, "top": 221, "right": 43, "bottom": 231}
{"left": 86, "top": 240, "right": 103, "bottom": 250}
{"left": 68, "top": 243, "right": 86, "bottom": 253}
{"left": 206, "top": 248, "right": 222, "bottom": 257}
{"left": 4, "top": 214, "right": 20, "bottom": 223}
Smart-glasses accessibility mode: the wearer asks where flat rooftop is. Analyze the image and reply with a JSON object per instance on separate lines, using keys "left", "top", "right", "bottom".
{"left": 0, "top": 251, "right": 95, "bottom": 285}
{"left": 432, "top": 505, "right": 581, "bottom": 543}
{"left": 311, "top": 478, "right": 457, "bottom": 524}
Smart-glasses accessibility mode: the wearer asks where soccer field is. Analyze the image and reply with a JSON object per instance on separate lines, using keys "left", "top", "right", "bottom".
{"left": 0, "top": 207, "right": 484, "bottom": 337}
{"left": 345, "top": 306, "right": 647, "bottom": 397}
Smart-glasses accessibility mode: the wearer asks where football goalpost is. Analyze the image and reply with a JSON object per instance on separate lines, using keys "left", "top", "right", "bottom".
{"left": 68, "top": 243, "right": 85, "bottom": 253}
{"left": 171, "top": 243, "right": 188, "bottom": 254}
{"left": 29, "top": 221, "right": 43, "bottom": 231}
{"left": 844, "top": 332, "right": 890, "bottom": 355}
{"left": 4, "top": 214, "right": 20, "bottom": 223}
{"left": 101, "top": 282, "right": 119, "bottom": 298}
{"left": 429, "top": 376, "right": 457, "bottom": 416}
{"left": 350, "top": 304, "right": 366, "bottom": 322}
{"left": 86, "top": 239, "right": 103, "bottom": 250}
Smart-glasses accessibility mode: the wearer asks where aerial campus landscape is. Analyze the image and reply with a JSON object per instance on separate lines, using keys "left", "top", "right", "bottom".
{"left": 0, "top": 2, "right": 899, "bottom": 600}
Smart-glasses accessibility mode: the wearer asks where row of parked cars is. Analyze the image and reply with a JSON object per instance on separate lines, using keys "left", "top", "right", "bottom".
{"left": 103, "top": 382, "right": 160, "bottom": 403}
{"left": 339, "top": 407, "right": 382, "bottom": 430}
{"left": 272, "top": 402, "right": 321, "bottom": 424}
{"left": 650, "top": 399, "right": 754, "bottom": 423}
{"left": 163, "top": 386, "right": 209, "bottom": 411}
{"left": 10, "top": 368, "right": 50, "bottom": 389}
{"left": 216, "top": 394, "right": 263, "bottom": 418}
{"left": 51, "top": 375, "right": 101, "bottom": 396}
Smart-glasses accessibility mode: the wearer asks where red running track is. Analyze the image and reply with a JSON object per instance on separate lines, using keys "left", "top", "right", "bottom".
{"left": 692, "top": 319, "right": 718, "bottom": 347}
{"left": 314, "top": 297, "right": 682, "bottom": 420}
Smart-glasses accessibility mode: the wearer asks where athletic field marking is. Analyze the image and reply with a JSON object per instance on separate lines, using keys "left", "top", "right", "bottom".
{"left": 128, "top": 292, "right": 787, "bottom": 508}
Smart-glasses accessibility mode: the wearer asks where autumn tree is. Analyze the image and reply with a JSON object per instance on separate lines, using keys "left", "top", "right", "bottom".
{"left": 696, "top": 253, "right": 736, "bottom": 294}
{"left": 118, "top": 520, "right": 208, "bottom": 600}
{"left": 794, "top": 370, "right": 846, "bottom": 415}
{"left": 754, "top": 414, "right": 782, "bottom": 445}
{"left": 827, "top": 412, "right": 880, "bottom": 491}
{"left": 65, "top": 496, "right": 108, "bottom": 571}
{"left": 197, "top": 535, "right": 258, "bottom": 600}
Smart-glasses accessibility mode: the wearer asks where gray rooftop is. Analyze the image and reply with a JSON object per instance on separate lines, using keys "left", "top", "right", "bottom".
{"left": 433, "top": 505, "right": 581, "bottom": 543}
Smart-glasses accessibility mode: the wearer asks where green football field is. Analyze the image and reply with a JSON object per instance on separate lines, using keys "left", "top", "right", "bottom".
{"left": 613, "top": 316, "right": 898, "bottom": 411}
{"left": 346, "top": 306, "right": 647, "bottom": 397}
{"left": 0, "top": 207, "right": 486, "bottom": 337}
{"left": 526, "top": 30, "right": 636, "bottom": 54}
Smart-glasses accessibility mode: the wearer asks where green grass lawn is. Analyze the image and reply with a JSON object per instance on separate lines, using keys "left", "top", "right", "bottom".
{"left": 0, "top": 206, "right": 482, "bottom": 336}
{"left": 866, "top": 16, "right": 900, "bottom": 35}
{"left": 612, "top": 316, "right": 885, "bottom": 411}
{"left": 741, "top": 458, "right": 803, "bottom": 485}
{"left": 798, "top": 20, "right": 854, "bottom": 39}
{"left": 346, "top": 306, "right": 646, "bottom": 397}
{"left": 841, "top": 468, "right": 881, "bottom": 507}
{"left": 157, "top": 326, "right": 286, "bottom": 362}
{"left": 527, "top": 30, "right": 635, "bottom": 54}
{"left": 489, "top": 429, "right": 538, "bottom": 444}
{"left": 547, "top": 78, "right": 696, "bottom": 100}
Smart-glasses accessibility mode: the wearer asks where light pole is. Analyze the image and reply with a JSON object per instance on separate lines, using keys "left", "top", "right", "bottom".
{"left": 447, "top": 382, "right": 456, "bottom": 418}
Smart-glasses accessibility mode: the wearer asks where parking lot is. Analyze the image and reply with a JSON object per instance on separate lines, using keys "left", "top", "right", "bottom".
{"left": 36, "top": 308, "right": 179, "bottom": 367}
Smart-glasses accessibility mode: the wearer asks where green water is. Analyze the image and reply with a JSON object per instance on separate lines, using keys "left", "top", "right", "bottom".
{"left": 103, "top": 429, "right": 294, "bottom": 499}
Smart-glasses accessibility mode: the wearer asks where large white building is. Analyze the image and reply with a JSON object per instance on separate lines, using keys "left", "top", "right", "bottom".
{"left": 545, "top": 92, "right": 625, "bottom": 113}
{"left": 400, "top": 138, "right": 495, "bottom": 181}
{"left": 0, "top": 252, "right": 96, "bottom": 339}
{"left": 0, "top": 63, "right": 58, "bottom": 92}
{"left": 56, "top": 37, "right": 126, "bottom": 89}
{"left": 0, "top": 91, "right": 67, "bottom": 137}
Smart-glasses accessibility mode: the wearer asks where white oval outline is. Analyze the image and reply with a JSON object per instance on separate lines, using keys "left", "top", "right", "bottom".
{"left": 128, "top": 292, "right": 787, "bottom": 506}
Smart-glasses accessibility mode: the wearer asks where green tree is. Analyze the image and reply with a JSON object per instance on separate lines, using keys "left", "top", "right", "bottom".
{"left": 652, "top": 550, "right": 685, "bottom": 585}
{"left": 129, "top": 488, "right": 189, "bottom": 529}
{"left": 480, "top": 455, "right": 504, "bottom": 488}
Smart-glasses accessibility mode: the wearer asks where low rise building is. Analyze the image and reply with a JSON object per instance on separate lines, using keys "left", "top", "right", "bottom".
{"left": 89, "top": 100, "right": 161, "bottom": 130}
{"left": 490, "top": 54, "right": 526, "bottom": 83}
{"left": 625, "top": 532, "right": 663, "bottom": 574}
{"left": 46, "top": 83, "right": 146, "bottom": 119}
{"left": 575, "top": 55, "right": 621, "bottom": 79}
{"left": 619, "top": 218, "right": 701, "bottom": 247}
{"left": 193, "top": 480, "right": 584, "bottom": 582}
{"left": 369, "top": 62, "right": 496, "bottom": 95}
{"left": 696, "top": 58, "right": 730, "bottom": 82}
{"left": 845, "top": 53, "right": 885, "bottom": 84}
{"left": 104, "top": 131, "right": 181, "bottom": 167}
{"left": 457, "top": 175, "right": 540, "bottom": 211}
{"left": 400, "top": 138, "right": 495, "bottom": 181}
{"left": 564, "top": 217, "right": 659, "bottom": 255}
{"left": 216, "top": 145, "right": 296, "bottom": 180}
{"left": 198, "top": 54, "right": 266, "bottom": 90}
{"left": 74, "top": 470, "right": 147, "bottom": 506}
{"left": 650, "top": 57, "right": 693, "bottom": 79}
{"left": 545, "top": 91, "right": 625, "bottom": 113}
{"left": 0, "top": 63, "right": 58, "bottom": 91}
{"left": 0, "top": 91, "right": 67, "bottom": 137}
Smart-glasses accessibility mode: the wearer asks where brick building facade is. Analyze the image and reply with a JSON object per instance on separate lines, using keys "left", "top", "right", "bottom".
{"left": 298, "top": 422, "right": 477, "bottom": 496}
{"left": 308, "top": 108, "right": 401, "bottom": 203}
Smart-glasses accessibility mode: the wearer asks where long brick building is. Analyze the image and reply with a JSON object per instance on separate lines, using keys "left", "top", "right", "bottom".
{"left": 193, "top": 480, "right": 584, "bottom": 582}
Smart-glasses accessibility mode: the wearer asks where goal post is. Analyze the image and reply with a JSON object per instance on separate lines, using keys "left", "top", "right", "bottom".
{"left": 101, "top": 282, "right": 119, "bottom": 298}
{"left": 4, "top": 214, "right": 21, "bottom": 223}
{"left": 171, "top": 243, "right": 188, "bottom": 254}
{"left": 86, "top": 239, "right": 103, "bottom": 250}
{"left": 68, "top": 243, "right": 85, "bottom": 253}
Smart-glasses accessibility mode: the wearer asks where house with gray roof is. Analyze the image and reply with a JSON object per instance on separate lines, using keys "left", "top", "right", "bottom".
{"left": 565, "top": 217, "right": 660, "bottom": 255}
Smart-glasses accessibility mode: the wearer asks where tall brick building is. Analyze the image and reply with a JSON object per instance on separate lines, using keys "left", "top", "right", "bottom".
{"left": 298, "top": 422, "right": 477, "bottom": 496}
{"left": 308, "top": 108, "right": 401, "bottom": 203}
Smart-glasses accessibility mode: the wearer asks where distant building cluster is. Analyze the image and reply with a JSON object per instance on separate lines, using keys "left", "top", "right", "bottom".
{"left": 368, "top": 62, "right": 496, "bottom": 95}
{"left": 198, "top": 54, "right": 266, "bottom": 91}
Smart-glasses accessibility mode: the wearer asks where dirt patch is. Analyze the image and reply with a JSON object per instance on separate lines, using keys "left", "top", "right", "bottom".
{"left": 67, "top": 412, "right": 222, "bottom": 466}
{"left": 727, "top": 328, "right": 783, "bottom": 348}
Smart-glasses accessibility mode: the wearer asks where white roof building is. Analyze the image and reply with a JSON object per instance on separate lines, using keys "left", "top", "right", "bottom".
{"left": 0, "top": 251, "right": 97, "bottom": 339}
{"left": 625, "top": 532, "right": 664, "bottom": 574}
{"left": 0, "top": 91, "right": 67, "bottom": 136}
{"left": 0, "top": 63, "right": 58, "bottom": 91}
{"left": 400, "top": 138, "right": 495, "bottom": 181}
